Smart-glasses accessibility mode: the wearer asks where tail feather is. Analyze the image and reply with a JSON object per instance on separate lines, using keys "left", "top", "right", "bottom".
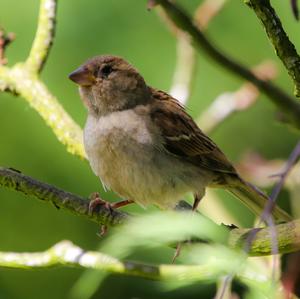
{"left": 227, "top": 179, "right": 292, "bottom": 223}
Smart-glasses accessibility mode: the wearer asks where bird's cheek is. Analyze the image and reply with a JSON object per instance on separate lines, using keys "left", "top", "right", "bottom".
{"left": 118, "top": 76, "right": 137, "bottom": 91}
{"left": 79, "top": 87, "right": 95, "bottom": 109}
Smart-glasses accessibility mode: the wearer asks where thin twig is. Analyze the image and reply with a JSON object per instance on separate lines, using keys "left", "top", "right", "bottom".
{"left": 150, "top": 0, "right": 300, "bottom": 129}
{"left": 169, "top": 34, "right": 195, "bottom": 105}
{"left": 194, "top": 0, "right": 227, "bottom": 29}
{"left": 256, "top": 141, "right": 300, "bottom": 273}
{"left": 26, "top": 0, "right": 57, "bottom": 73}
{"left": 168, "top": 0, "right": 227, "bottom": 104}
{"left": 246, "top": 0, "right": 300, "bottom": 97}
{"left": 291, "top": 0, "right": 299, "bottom": 20}
{"left": 270, "top": 141, "right": 300, "bottom": 202}
{"left": 237, "top": 152, "right": 284, "bottom": 188}
{"left": 197, "top": 61, "right": 277, "bottom": 133}
{"left": 258, "top": 141, "right": 300, "bottom": 225}
{"left": 243, "top": 142, "right": 300, "bottom": 281}
{"left": 155, "top": 8, "right": 195, "bottom": 105}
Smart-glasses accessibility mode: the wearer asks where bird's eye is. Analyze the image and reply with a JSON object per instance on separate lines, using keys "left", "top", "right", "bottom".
{"left": 98, "top": 65, "right": 113, "bottom": 78}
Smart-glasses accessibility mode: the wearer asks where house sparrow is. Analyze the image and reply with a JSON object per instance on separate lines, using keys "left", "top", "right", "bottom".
{"left": 69, "top": 55, "right": 291, "bottom": 223}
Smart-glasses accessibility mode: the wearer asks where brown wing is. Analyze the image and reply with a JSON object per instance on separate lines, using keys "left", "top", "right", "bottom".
{"left": 150, "top": 88, "right": 236, "bottom": 174}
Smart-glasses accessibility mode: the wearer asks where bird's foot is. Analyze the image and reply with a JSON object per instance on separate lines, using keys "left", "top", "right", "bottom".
{"left": 88, "top": 193, "right": 113, "bottom": 237}
{"left": 88, "top": 192, "right": 113, "bottom": 215}
{"left": 88, "top": 193, "right": 134, "bottom": 237}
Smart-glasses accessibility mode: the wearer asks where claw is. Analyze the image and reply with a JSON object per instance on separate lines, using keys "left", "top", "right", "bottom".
{"left": 88, "top": 193, "right": 134, "bottom": 237}
{"left": 88, "top": 193, "right": 113, "bottom": 237}
{"left": 88, "top": 194, "right": 113, "bottom": 215}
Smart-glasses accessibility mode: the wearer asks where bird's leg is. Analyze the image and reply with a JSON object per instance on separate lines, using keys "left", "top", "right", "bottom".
{"left": 192, "top": 191, "right": 205, "bottom": 211}
{"left": 88, "top": 193, "right": 134, "bottom": 236}
{"left": 172, "top": 191, "right": 205, "bottom": 263}
{"left": 89, "top": 193, "right": 134, "bottom": 213}
{"left": 172, "top": 243, "right": 182, "bottom": 264}
{"left": 111, "top": 199, "right": 134, "bottom": 209}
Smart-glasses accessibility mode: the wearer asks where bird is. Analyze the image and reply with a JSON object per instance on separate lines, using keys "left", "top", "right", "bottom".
{"left": 69, "top": 55, "right": 291, "bottom": 223}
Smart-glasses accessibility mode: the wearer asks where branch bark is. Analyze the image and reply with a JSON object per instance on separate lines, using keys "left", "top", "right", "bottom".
{"left": 151, "top": 0, "right": 300, "bottom": 129}
{"left": 0, "top": 0, "right": 85, "bottom": 159}
{"left": 246, "top": 0, "right": 300, "bottom": 97}
{"left": 26, "top": 0, "right": 56, "bottom": 73}
{"left": 0, "top": 240, "right": 269, "bottom": 287}
{"left": 229, "top": 220, "right": 300, "bottom": 256}
{"left": 0, "top": 167, "right": 127, "bottom": 226}
{"left": 0, "top": 166, "right": 299, "bottom": 257}
{"left": 0, "top": 64, "right": 85, "bottom": 158}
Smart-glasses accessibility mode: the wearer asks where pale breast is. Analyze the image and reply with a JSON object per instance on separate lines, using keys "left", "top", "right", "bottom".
{"left": 84, "top": 109, "right": 155, "bottom": 197}
{"left": 83, "top": 109, "right": 209, "bottom": 209}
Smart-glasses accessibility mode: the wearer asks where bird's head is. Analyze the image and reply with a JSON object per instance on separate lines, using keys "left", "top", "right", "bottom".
{"left": 69, "top": 55, "right": 150, "bottom": 116}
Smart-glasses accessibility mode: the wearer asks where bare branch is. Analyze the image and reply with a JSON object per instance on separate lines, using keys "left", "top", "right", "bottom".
{"left": 238, "top": 140, "right": 300, "bottom": 218}
{"left": 158, "top": 0, "right": 227, "bottom": 105}
{"left": 169, "top": 34, "right": 195, "bottom": 105}
{"left": 0, "top": 240, "right": 271, "bottom": 286}
{"left": 0, "top": 0, "right": 84, "bottom": 159}
{"left": 237, "top": 152, "right": 283, "bottom": 188}
{"left": 197, "top": 61, "right": 278, "bottom": 133}
{"left": 150, "top": 0, "right": 300, "bottom": 129}
{"left": 291, "top": 0, "right": 299, "bottom": 20}
{"left": 270, "top": 141, "right": 300, "bottom": 201}
{"left": 26, "top": 0, "right": 57, "bottom": 73}
{"left": 194, "top": 0, "right": 227, "bottom": 29}
{"left": 155, "top": 8, "right": 195, "bottom": 104}
{"left": 229, "top": 219, "right": 300, "bottom": 256}
{"left": 0, "top": 65, "right": 85, "bottom": 158}
{"left": 246, "top": 0, "right": 300, "bottom": 97}
{"left": 0, "top": 167, "right": 127, "bottom": 226}
{"left": 1, "top": 167, "right": 300, "bottom": 256}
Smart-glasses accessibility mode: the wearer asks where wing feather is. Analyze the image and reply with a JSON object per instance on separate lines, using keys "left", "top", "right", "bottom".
{"left": 150, "top": 88, "right": 236, "bottom": 174}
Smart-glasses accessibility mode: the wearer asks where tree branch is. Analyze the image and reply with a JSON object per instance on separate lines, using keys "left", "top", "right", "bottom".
{"left": 26, "top": 0, "right": 56, "bottom": 73}
{"left": 168, "top": 0, "right": 227, "bottom": 105}
{"left": 151, "top": 0, "right": 300, "bottom": 129}
{"left": 0, "top": 64, "right": 85, "bottom": 158}
{"left": 0, "top": 167, "right": 127, "bottom": 226}
{"left": 197, "top": 61, "right": 277, "bottom": 133}
{"left": 169, "top": 34, "right": 195, "bottom": 105}
{"left": 155, "top": 9, "right": 195, "bottom": 105}
{"left": 1, "top": 166, "right": 300, "bottom": 257}
{"left": 0, "top": 240, "right": 271, "bottom": 287}
{"left": 229, "top": 219, "right": 300, "bottom": 256}
{"left": 0, "top": 0, "right": 85, "bottom": 159}
{"left": 246, "top": 0, "right": 300, "bottom": 97}
{"left": 270, "top": 140, "right": 300, "bottom": 202}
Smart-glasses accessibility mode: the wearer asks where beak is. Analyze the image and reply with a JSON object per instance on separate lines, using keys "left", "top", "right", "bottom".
{"left": 68, "top": 66, "right": 95, "bottom": 86}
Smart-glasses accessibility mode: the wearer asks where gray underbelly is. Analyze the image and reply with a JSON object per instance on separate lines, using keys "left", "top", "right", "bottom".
{"left": 90, "top": 140, "right": 210, "bottom": 209}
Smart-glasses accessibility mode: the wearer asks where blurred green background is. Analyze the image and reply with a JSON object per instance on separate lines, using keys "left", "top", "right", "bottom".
{"left": 0, "top": 0, "right": 299, "bottom": 298}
